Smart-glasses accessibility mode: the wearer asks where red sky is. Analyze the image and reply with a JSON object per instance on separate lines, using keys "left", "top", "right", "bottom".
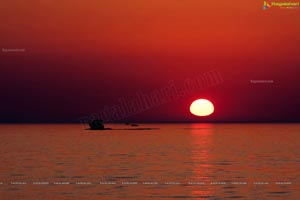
{"left": 0, "top": 0, "right": 299, "bottom": 122}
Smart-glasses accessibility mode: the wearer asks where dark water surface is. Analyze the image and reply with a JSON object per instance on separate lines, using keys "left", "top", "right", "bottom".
{"left": 0, "top": 123, "right": 299, "bottom": 199}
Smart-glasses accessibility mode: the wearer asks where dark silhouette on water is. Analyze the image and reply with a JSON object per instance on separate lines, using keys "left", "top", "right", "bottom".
{"left": 89, "top": 119, "right": 105, "bottom": 130}
{"left": 124, "top": 122, "right": 139, "bottom": 126}
{"left": 88, "top": 120, "right": 157, "bottom": 131}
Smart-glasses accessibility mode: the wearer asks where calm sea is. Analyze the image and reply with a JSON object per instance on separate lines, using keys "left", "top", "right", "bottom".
{"left": 0, "top": 123, "right": 299, "bottom": 199}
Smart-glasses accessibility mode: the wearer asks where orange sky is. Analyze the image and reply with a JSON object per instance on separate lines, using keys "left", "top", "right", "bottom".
{"left": 0, "top": 0, "right": 299, "bottom": 122}
{"left": 1, "top": 0, "right": 299, "bottom": 58}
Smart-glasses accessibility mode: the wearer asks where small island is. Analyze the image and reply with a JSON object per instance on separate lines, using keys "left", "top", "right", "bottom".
{"left": 88, "top": 120, "right": 156, "bottom": 131}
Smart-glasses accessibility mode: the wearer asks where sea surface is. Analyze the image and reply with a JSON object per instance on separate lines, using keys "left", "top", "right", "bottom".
{"left": 0, "top": 123, "right": 299, "bottom": 199}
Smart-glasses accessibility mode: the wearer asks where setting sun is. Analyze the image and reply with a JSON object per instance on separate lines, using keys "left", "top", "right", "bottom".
{"left": 190, "top": 99, "right": 214, "bottom": 116}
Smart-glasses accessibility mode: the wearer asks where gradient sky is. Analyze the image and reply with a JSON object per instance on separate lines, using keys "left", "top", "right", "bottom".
{"left": 0, "top": 0, "right": 299, "bottom": 122}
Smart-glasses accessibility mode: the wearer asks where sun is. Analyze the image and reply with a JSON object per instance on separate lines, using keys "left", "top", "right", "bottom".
{"left": 190, "top": 99, "right": 214, "bottom": 116}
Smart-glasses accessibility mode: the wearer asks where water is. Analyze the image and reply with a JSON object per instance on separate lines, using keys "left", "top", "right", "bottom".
{"left": 0, "top": 123, "right": 299, "bottom": 199}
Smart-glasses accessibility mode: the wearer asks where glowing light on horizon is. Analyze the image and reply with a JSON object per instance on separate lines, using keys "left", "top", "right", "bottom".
{"left": 190, "top": 99, "right": 214, "bottom": 116}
